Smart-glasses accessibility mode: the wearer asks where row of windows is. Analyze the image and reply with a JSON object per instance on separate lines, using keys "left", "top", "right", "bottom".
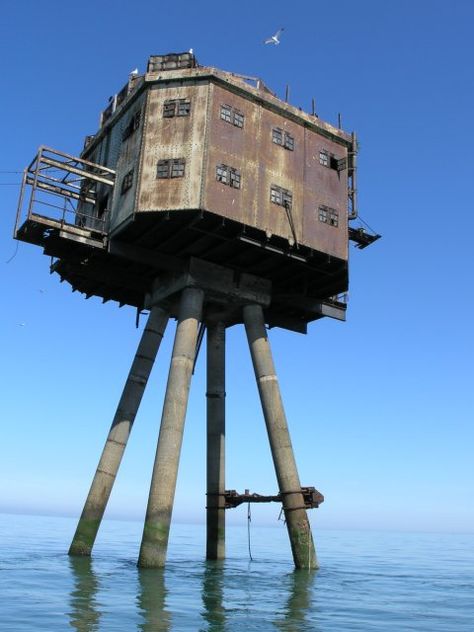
{"left": 158, "top": 98, "right": 346, "bottom": 170}
{"left": 120, "top": 162, "right": 338, "bottom": 227}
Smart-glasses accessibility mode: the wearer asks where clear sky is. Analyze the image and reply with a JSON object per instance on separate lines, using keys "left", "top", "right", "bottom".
{"left": 0, "top": 0, "right": 473, "bottom": 536}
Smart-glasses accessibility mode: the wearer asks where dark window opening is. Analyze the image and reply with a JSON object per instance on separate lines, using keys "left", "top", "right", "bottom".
{"left": 122, "top": 110, "right": 141, "bottom": 141}
{"left": 156, "top": 158, "right": 186, "bottom": 179}
{"left": 270, "top": 185, "right": 292, "bottom": 209}
{"left": 320, "top": 149, "right": 347, "bottom": 172}
{"left": 97, "top": 194, "right": 109, "bottom": 218}
{"left": 121, "top": 169, "right": 134, "bottom": 194}
{"left": 216, "top": 164, "right": 241, "bottom": 189}
{"left": 220, "top": 104, "right": 244, "bottom": 128}
{"left": 163, "top": 98, "right": 191, "bottom": 118}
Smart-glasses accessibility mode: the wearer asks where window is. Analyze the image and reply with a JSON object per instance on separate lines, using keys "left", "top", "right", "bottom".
{"left": 156, "top": 158, "right": 186, "bottom": 179}
{"left": 318, "top": 205, "right": 339, "bottom": 227}
{"left": 272, "top": 128, "right": 283, "bottom": 145}
{"left": 171, "top": 159, "right": 185, "bottom": 178}
{"left": 331, "top": 156, "right": 347, "bottom": 172}
{"left": 220, "top": 104, "right": 232, "bottom": 123}
{"left": 163, "top": 101, "right": 176, "bottom": 118}
{"left": 216, "top": 164, "right": 228, "bottom": 184}
{"left": 163, "top": 98, "right": 191, "bottom": 118}
{"left": 220, "top": 104, "right": 245, "bottom": 128}
{"left": 121, "top": 110, "right": 141, "bottom": 141}
{"left": 216, "top": 164, "right": 241, "bottom": 189}
{"left": 177, "top": 100, "right": 191, "bottom": 116}
{"left": 284, "top": 133, "right": 294, "bottom": 151}
{"left": 272, "top": 128, "right": 294, "bottom": 151}
{"left": 121, "top": 169, "right": 134, "bottom": 194}
{"left": 270, "top": 185, "right": 292, "bottom": 209}
{"left": 329, "top": 209, "right": 339, "bottom": 226}
{"left": 233, "top": 110, "right": 244, "bottom": 128}
{"left": 320, "top": 149, "right": 347, "bottom": 171}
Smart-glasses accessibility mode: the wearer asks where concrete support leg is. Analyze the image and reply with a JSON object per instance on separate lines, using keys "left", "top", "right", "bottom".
{"left": 138, "top": 287, "right": 204, "bottom": 568}
{"left": 206, "top": 322, "right": 226, "bottom": 560}
{"left": 69, "top": 307, "right": 169, "bottom": 556}
{"left": 243, "top": 304, "right": 318, "bottom": 570}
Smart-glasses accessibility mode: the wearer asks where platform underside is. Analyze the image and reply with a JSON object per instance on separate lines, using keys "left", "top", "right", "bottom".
{"left": 16, "top": 209, "right": 347, "bottom": 331}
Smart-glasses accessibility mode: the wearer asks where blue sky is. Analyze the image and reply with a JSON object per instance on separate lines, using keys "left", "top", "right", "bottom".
{"left": 0, "top": 0, "right": 473, "bottom": 536}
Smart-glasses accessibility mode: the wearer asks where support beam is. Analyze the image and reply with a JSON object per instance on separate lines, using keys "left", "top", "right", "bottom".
{"left": 206, "top": 321, "right": 226, "bottom": 560}
{"left": 69, "top": 306, "right": 169, "bottom": 556}
{"left": 243, "top": 304, "right": 318, "bottom": 570}
{"left": 138, "top": 287, "right": 204, "bottom": 567}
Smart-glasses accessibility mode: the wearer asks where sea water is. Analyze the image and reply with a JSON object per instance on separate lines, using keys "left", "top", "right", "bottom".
{"left": 0, "top": 513, "right": 472, "bottom": 631}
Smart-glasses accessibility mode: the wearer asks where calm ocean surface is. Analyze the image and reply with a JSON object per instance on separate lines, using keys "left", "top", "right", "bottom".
{"left": 0, "top": 513, "right": 472, "bottom": 631}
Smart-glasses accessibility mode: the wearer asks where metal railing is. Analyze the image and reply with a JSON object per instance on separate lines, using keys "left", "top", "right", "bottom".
{"left": 15, "top": 146, "right": 115, "bottom": 238}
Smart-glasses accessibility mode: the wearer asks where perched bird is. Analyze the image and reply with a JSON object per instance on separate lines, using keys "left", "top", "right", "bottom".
{"left": 264, "top": 28, "right": 284, "bottom": 45}
{"left": 130, "top": 68, "right": 139, "bottom": 76}
{"left": 189, "top": 48, "right": 194, "bottom": 55}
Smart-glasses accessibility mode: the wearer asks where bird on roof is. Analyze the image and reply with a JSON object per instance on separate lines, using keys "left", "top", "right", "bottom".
{"left": 264, "top": 28, "right": 284, "bottom": 45}
{"left": 130, "top": 68, "right": 139, "bottom": 76}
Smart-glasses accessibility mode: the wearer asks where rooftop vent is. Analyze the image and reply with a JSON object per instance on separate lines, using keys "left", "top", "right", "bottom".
{"left": 147, "top": 52, "right": 197, "bottom": 73}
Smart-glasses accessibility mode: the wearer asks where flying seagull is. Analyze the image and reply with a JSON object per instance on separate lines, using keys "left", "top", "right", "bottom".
{"left": 264, "top": 28, "right": 284, "bottom": 45}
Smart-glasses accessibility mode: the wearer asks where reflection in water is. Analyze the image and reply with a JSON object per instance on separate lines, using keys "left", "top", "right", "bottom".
{"left": 274, "top": 570, "right": 317, "bottom": 631}
{"left": 137, "top": 568, "right": 171, "bottom": 631}
{"left": 68, "top": 557, "right": 101, "bottom": 632}
{"left": 201, "top": 561, "right": 226, "bottom": 631}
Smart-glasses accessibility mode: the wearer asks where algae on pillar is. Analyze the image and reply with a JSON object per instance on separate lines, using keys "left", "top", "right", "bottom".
{"left": 138, "top": 287, "right": 204, "bottom": 568}
{"left": 243, "top": 304, "right": 318, "bottom": 570}
{"left": 206, "top": 321, "right": 226, "bottom": 560}
{"left": 69, "top": 307, "right": 169, "bottom": 557}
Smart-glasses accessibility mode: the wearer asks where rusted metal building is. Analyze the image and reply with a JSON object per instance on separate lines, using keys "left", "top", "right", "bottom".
{"left": 14, "top": 52, "right": 378, "bottom": 570}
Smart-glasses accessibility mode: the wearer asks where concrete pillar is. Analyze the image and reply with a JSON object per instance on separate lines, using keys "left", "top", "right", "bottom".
{"left": 243, "top": 304, "right": 318, "bottom": 570}
{"left": 138, "top": 287, "right": 204, "bottom": 568}
{"left": 69, "top": 306, "right": 169, "bottom": 556}
{"left": 206, "top": 321, "right": 226, "bottom": 560}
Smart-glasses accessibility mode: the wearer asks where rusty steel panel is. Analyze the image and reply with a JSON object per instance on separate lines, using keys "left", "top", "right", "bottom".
{"left": 136, "top": 82, "right": 208, "bottom": 213}
{"left": 108, "top": 92, "right": 147, "bottom": 231}
{"left": 203, "top": 84, "right": 260, "bottom": 227}
{"left": 202, "top": 82, "right": 348, "bottom": 257}
{"left": 255, "top": 106, "right": 305, "bottom": 245}
{"left": 303, "top": 128, "right": 348, "bottom": 260}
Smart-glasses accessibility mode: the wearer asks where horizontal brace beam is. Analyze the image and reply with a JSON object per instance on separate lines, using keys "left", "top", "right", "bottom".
{"left": 222, "top": 486, "right": 324, "bottom": 509}
{"left": 39, "top": 157, "right": 115, "bottom": 186}
{"left": 26, "top": 176, "right": 96, "bottom": 205}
